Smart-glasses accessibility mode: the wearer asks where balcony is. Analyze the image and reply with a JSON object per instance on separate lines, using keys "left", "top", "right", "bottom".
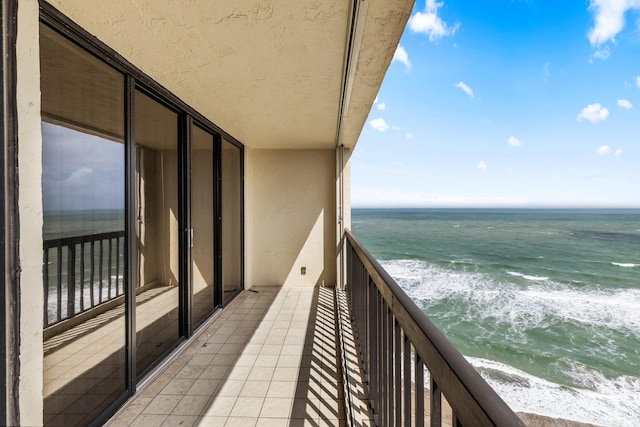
{"left": 83, "top": 231, "right": 524, "bottom": 427}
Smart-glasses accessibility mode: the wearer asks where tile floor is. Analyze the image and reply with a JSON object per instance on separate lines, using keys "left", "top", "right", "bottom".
{"left": 106, "top": 285, "right": 368, "bottom": 427}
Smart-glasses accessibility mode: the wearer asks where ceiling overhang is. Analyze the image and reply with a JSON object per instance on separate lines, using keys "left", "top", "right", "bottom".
{"left": 45, "top": 0, "right": 413, "bottom": 149}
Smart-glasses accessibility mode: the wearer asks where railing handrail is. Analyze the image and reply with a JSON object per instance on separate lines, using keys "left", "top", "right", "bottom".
{"left": 43, "top": 230, "right": 125, "bottom": 249}
{"left": 345, "top": 229, "right": 525, "bottom": 427}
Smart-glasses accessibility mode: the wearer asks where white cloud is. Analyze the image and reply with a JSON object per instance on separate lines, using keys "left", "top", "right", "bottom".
{"left": 406, "top": 133, "right": 414, "bottom": 140}
{"left": 508, "top": 136, "right": 523, "bottom": 147}
{"left": 477, "top": 160, "right": 488, "bottom": 170}
{"left": 597, "top": 145, "right": 611, "bottom": 155}
{"left": 408, "top": 0, "right": 460, "bottom": 41}
{"left": 370, "top": 118, "right": 390, "bottom": 132}
{"left": 577, "top": 103, "right": 610, "bottom": 123}
{"left": 618, "top": 99, "right": 633, "bottom": 109}
{"left": 65, "top": 167, "right": 93, "bottom": 185}
{"left": 636, "top": 75, "right": 640, "bottom": 87}
{"left": 589, "top": 46, "right": 611, "bottom": 62}
{"left": 588, "top": 0, "right": 640, "bottom": 46}
{"left": 615, "top": 148, "right": 623, "bottom": 156}
{"left": 392, "top": 125, "right": 401, "bottom": 131}
{"left": 392, "top": 45, "right": 411, "bottom": 69}
{"left": 455, "top": 81, "right": 474, "bottom": 98}
{"left": 377, "top": 102, "right": 386, "bottom": 111}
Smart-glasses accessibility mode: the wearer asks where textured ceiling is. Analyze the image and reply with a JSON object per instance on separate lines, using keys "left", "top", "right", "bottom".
{"left": 46, "top": 0, "right": 413, "bottom": 149}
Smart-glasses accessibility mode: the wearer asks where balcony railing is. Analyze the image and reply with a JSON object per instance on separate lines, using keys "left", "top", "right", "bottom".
{"left": 43, "top": 231, "right": 125, "bottom": 328}
{"left": 345, "top": 230, "right": 526, "bottom": 427}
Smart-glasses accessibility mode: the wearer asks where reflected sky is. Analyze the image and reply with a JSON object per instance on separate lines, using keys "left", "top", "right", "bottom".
{"left": 42, "top": 122, "right": 124, "bottom": 212}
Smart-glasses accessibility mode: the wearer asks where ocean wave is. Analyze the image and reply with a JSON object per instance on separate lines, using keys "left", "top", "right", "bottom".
{"left": 380, "top": 258, "right": 640, "bottom": 337}
{"left": 611, "top": 262, "right": 638, "bottom": 268}
{"left": 507, "top": 271, "right": 549, "bottom": 281}
{"left": 466, "top": 356, "right": 640, "bottom": 427}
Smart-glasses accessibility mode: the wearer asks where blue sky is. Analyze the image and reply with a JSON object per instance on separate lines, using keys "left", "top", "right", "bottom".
{"left": 352, "top": 0, "right": 640, "bottom": 208}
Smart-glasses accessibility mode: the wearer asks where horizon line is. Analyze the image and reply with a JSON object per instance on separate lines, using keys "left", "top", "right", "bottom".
{"left": 351, "top": 205, "right": 640, "bottom": 210}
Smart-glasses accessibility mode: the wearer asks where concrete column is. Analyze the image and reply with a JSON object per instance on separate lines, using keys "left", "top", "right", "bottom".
{"left": 16, "top": 0, "right": 44, "bottom": 425}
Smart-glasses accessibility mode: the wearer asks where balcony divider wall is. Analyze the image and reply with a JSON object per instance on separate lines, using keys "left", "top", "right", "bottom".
{"left": 39, "top": 3, "right": 245, "bottom": 425}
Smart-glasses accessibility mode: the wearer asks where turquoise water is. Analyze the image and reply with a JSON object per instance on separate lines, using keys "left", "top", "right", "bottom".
{"left": 352, "top": 208, "right": 640, "bottom": 426}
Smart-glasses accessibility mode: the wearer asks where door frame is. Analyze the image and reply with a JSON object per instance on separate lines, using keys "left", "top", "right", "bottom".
{"left": 2, "top": 0, "right": 19, "bottom": 425}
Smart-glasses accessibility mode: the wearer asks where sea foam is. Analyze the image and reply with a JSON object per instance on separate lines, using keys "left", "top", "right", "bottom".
{"left": 611, "top": 262, "right": 638, "bottom": 268}
{"left": 507, "top": 271, "right": 549, "bottom": 281}
{"left": 467, "top": 356, "right": 640, "bottom": 427}
{"left": 381, "top": 259, "right": 640, "bottom": 335}
{"left": 380, "top": 258, "right": 640, "bottom": 425}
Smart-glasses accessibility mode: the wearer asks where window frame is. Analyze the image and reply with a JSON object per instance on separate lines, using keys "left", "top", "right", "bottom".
{"left": 2, "top": 0, "right": 19, "bottom": 425}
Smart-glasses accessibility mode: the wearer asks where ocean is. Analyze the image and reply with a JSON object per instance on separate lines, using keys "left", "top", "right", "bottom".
{"left": 351, "top": 208, "right": 640, "bottom": 426}
{"left": 43, "top": 209, "right": 125, "bottom": 241}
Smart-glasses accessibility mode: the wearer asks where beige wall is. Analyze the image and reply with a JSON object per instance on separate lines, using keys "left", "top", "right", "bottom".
{"left": 16, "top": 0, "right": 44, "bottom": 425}
{"left": 246, "top": 149, "right": 337, "bottom": 288}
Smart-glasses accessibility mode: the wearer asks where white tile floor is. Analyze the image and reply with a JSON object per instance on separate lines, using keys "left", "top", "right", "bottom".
{"left": 107, "top": 285, "right": 369, "bottom": 427}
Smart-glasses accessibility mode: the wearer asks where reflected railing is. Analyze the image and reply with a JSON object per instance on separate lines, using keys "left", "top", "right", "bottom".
{"left": 43, "top": 231, "right": 125, "bottom": 327}
{"left": 345, "top": 230, "right": 526, "bottom": 427}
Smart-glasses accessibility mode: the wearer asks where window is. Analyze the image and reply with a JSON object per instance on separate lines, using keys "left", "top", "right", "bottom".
{"left": 221, "top": 140, "right": 243, "bottom": 303}
{"left": 134, "top": 89, "right": 181, "bottom": 374}
{"left": 191, "top": 124, "right": 217, "bottom": 326}
{"left": 40, "top": 23, "right": 127, "bottom": 426}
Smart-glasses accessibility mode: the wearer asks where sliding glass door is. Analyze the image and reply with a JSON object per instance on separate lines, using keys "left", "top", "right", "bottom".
{"left": 222, "top": 140, "right": 243, "bottom": 303}
{"left": 134, "top": 90, "right": 181, "bottom": 375}
{"left": 40, "top": 23, "right": 127, "bottom": 426}
{"left": 40, "top": 13, "right": 244, "bottom": 425}
{"left": 191, "top": 125, "right": 218, "bottom": 326}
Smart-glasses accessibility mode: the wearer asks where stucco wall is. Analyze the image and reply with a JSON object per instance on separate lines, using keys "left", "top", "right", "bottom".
{"left": 16, "top": 0, "right": 44, "bottom": 425}
{"left": 246, "top": 149, "right": 337, "bottom": 288}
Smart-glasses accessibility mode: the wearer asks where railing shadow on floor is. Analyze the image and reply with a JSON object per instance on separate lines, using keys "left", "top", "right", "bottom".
{"left": 290, "top": 286, "right": 346, "bottom": 425}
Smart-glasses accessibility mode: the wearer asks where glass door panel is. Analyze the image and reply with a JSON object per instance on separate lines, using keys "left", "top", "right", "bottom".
{"left": 191, "top": 125, "right": 216, "bottom": 326}
{"left": 221, "top": 140, "right": 242, "bottom": 303}
{"left": 134, "top": 90, "right": 181, "bottom": 375}
{"left": 40, "top": 23, "right": 127, "bottom": 426}
{"left": 191, "top": 126, "right": 220, "bottom": 326}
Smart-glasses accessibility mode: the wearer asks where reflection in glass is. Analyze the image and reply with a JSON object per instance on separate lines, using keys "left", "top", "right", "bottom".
{"left": 191, "top": 125, "right": 216, "bottom": 326}
{"left": 41, "top": 23, "right": 126, "bottom": 426}
{"left": 134, "top": 90, "right": 181, "bottom": 375}
{"left": 222, "top": 140, "right": 242, "bottom": 302}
